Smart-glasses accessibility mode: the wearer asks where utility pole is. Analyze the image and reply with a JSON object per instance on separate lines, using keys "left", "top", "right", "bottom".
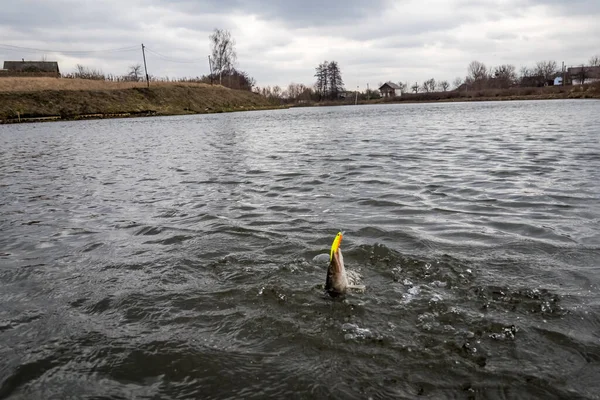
{"left": 562, "top": 61, "right": 565, "bottom": 86}
{"left": 208, "top": 55, "right": 213, "bottom": 85}
{"left": 355, "top": 85, "right": 359, "bottom": 105}
{"left": 367, "top": 83, "right": 370, "bottom": 100}
{"left": 141, "top": 43, "right": 149, "bottom": 88}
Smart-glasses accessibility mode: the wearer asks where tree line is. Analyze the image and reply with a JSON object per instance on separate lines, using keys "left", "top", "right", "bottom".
{"left": 61, "top": 63, "right": 256, "bottom": 91}
{"left": 455, "top": 55, "right": 600, "bottom": 91}
{"left": 314, "top": 61, "right": 345, "bottom": 100}
{"left": 403, "top": 54, "right": 599, "bottom": 94}
{"left": 252, "top": 60, "right": 347, "bottom": 103}
{"left": 264, "top": 53, "right": 598, "bottom": 104}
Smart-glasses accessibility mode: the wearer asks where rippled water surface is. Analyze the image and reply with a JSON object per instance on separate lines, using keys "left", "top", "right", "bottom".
{"left": 1, "top": 100, "right": 600, "bottom": 399}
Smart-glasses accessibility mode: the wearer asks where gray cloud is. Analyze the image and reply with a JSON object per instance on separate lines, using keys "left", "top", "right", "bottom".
{"left": 150, "top": 0, "right": 390, "bottom": 26}
{"left": 1, "top": 0, "right": 599, "bottom": 89}
{"left": 525, "top": 0, "right": 600, "bottom": 15}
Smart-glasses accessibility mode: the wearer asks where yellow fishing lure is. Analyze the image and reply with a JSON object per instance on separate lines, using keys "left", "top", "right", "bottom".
{"left": 329, "top": 231, "right": 343, "bottom": 261}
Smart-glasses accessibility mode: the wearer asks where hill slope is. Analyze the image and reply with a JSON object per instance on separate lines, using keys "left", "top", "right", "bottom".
{"left": 0, "top": 79, "right": 276, "bottom": 122}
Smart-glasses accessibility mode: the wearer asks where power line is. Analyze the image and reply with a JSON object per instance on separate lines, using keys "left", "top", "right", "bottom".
{"left": 0, "top": 43, "right": 139, "bottom": 55}
{"left": 0, "top": 43, "right": 203, "bottom": 67}
{"left": 144, "top": 47, "right": 202, "bottom": 64}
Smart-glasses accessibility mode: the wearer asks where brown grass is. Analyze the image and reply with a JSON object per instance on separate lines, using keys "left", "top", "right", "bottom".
{"left": 0, "top": 83, "right": 280, "bottom": 122}
{"left": 0, "top": 77, "right": 212, "bottom": 93}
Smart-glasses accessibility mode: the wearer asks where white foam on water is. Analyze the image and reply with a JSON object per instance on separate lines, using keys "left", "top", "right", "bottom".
{"left": 341, "top": 323, "right": 378, "bottom": 340}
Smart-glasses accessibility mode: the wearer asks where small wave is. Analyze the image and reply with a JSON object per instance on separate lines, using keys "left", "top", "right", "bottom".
{"left": 0, "top": 310, "right": 43, "bottom": 332}
{"left": 81, "top": 242, "right": 104, "bottom": 252}
{"left": 143, "top": 235, "right": 194, "bottom": 246}
{"left": 134, "top": 226, "right": 164, "bottom": 236}
{"left": 357, "top": 199, "right": 402, "bottom": 207}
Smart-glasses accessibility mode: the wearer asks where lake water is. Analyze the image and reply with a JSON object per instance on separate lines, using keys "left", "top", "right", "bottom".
{"left": 1, "top": 100, "right": 600, "bottom": 399}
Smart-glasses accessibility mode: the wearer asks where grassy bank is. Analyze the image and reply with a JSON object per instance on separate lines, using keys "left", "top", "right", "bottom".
{"left": 0, "top": 78, "right": 281, "bottom": 123}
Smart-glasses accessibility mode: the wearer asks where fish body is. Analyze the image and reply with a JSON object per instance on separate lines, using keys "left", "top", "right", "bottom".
{"left": 325, "top": 232, "right": 349, "bottom": 297}
{"left": 324, "top": 232, "right": 366, "bottom": 297}
{"left": 326, "top": 247, "right": 348, "bottom": 297}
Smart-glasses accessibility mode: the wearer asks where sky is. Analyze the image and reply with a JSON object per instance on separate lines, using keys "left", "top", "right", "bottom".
{"left": 1, "top": 0, "right": 599, "bottom": 90}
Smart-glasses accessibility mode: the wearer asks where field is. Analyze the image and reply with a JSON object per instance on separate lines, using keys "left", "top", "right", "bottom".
{"left": 0, "top": 77, "right": 211, "bottom": 93}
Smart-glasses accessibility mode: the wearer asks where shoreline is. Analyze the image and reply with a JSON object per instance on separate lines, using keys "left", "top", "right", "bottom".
{"left": 1, "top": 80, "right": 598, "bottom": 125}
{"left": 290, "top": 95, "right": 600, "bottom": 109}
{"left": 0, "top": 105, "right": 288, "bottom": 125}
{"left": 0, "top": 81, "right": 284, "bottom": 125}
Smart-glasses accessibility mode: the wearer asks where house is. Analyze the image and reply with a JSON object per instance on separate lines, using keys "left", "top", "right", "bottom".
{"left": 567, "top": 66, "right": 600, "bottom": 85}
{"left": 2, "top": 60, "right": 60, "bottom": 77}
{"left": 454, "top": 83, "right": 467, "bottom": 92}
{"left": 379, "top": 82, "right": 401, "bottom": 98}
{"left": 520, "top": 75, "right": 546, "bottom": 87}
{"left": 339, "top": 90, "right": 355, "bottom": 99}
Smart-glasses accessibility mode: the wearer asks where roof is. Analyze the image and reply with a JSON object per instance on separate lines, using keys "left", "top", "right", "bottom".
{"left": 567, "top": 66, "right": 600, "bottom": 79}
{"left": 3, "top": 61, "right": 60, "bottom": 73}
{"left": 379, "top": 81, "right": 401, "bottom": 90}
{"left": 520, "top": 75, "right": 546, "bottom": 85}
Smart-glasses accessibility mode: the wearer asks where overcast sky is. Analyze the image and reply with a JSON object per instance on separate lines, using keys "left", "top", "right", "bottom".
{"left": 1, "top": 0, "right": 599, "bottom": 90}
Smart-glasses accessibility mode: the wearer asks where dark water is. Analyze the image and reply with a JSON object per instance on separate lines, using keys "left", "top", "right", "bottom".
{"left": 1, "top": 100, "right": 600, "bottom": 399}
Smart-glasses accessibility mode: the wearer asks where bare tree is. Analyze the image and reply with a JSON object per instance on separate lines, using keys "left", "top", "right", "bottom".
{"left": 420, "top": 78, "right": 436, "bottom": 93}
{"left": 519, "top": 66, "right": 531, "bottom": 78}
{"left": 287, "top": 83, "right": 300, "bottom": 100}
{"left": 590, "top": 55, "right": 600, "bottom": 67}
{"left": 396, "top": 81, "right": 408, "bottom": 94}
{"left": 427, "top": 78, "right": 436, "bottom": 92}
{"left": 492, "top": 64, "right": 517, "bottom": 88}
{"left": 452, "top": 77, "right": 463, "bottom": 90}
{"left": 128, "top": 64, "right": 142, "bottom": 82}
{"left": 298, "top": 85, "right": 312, "bottom": 101}
{"left": 534, "top": 60, "right": 557, "bottom": 81}
{"left": 271, "top": 85, "right": 282, "bottom": 99}
{"left": 209, "top": 28, "right": 237, "bottom": 85}
{"left": 73, "top": 64, "right": 105, "bottom": 80}
{"left": 577, "top": 64, "right": 588, "bottom": 85}
{"left": 518, "top": 66, "right": 540, "bottom": 86}
{"left": 468, "top": 61, "right": 488, "bottom": 82}
{"left": 411, "top": 82, "right": 420, "bottom": 93}
{"left": 261, "top": 86, "right": 272, "bottom": 97}
{"left": 438, "top": 80, "right": 450, "bottom": 91}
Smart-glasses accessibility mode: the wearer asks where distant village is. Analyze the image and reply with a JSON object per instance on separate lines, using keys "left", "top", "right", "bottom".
{"left": 377, "top": 60, "right": 600, "bottom": 99}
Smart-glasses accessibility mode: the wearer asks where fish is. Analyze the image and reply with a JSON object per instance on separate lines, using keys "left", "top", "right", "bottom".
{"left": 325, "top": 231, "right": 365, "bottom": 297}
